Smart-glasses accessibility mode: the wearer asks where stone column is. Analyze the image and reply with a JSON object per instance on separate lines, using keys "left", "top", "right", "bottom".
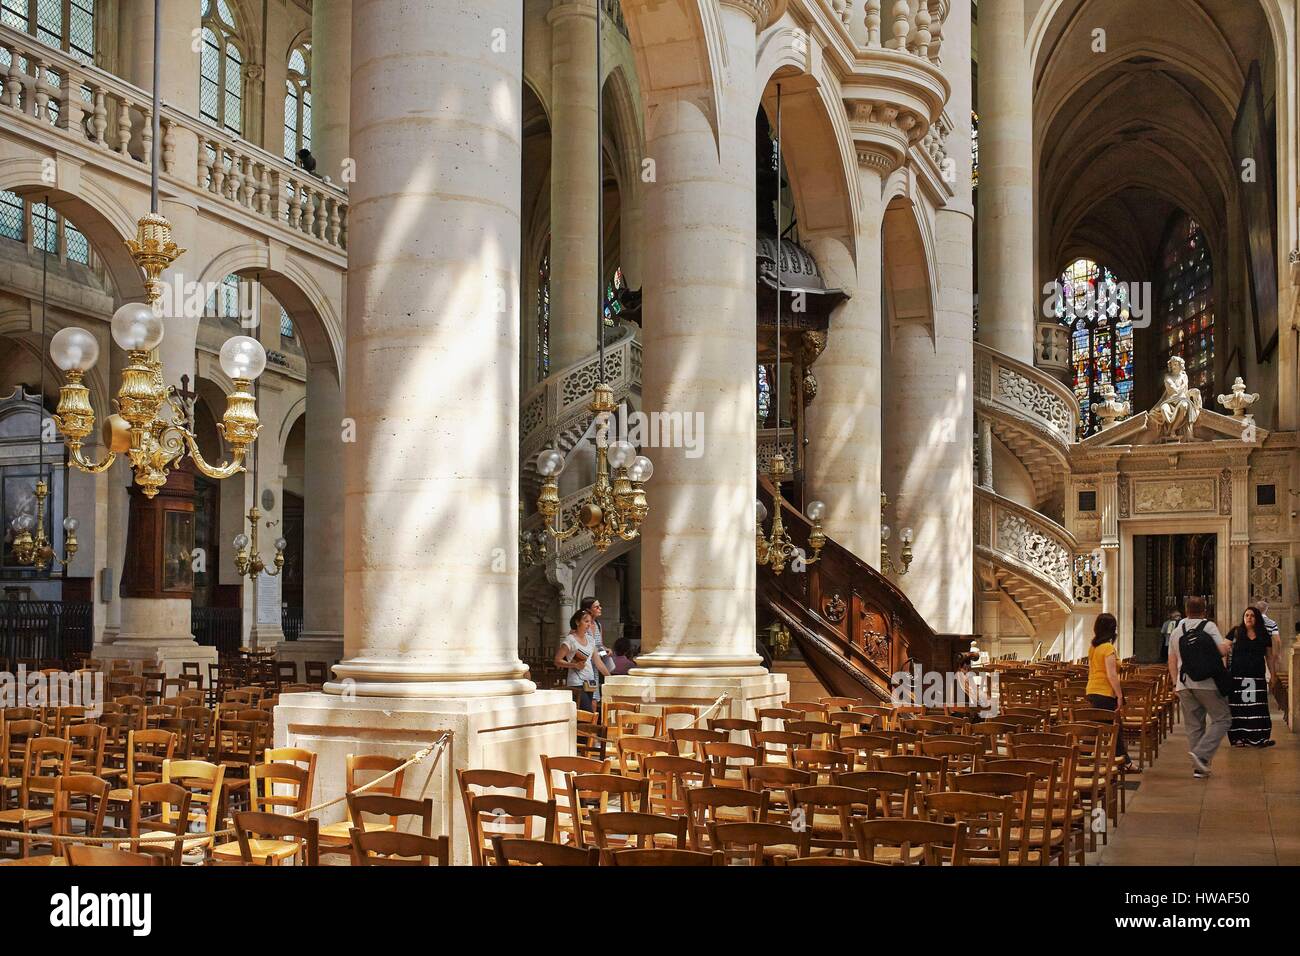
{"left": 602, "top": 0, "right": 788, "bottom": 720}
{"left": 546, "top": 0, "right": 600, "bottom": 371}
{"left": 883, "top": 0, "right": 974, "bottom": 637}
{"left": 123, "top": 0, "right": 201, "bottom": 186}
{"left": 804, "top": 163, "right": 885, "bottom": 567}
{"left": 975, "top": 0, "right": 1034, "bottom": 364}
{"left": 274, "top": 0, "right": 572, "bottom": 866}
{"left": 276, "top": 360, "right": 346, "bottom": 674}
{"left": 311, "top": 0, "right": 352, "bottom": 181}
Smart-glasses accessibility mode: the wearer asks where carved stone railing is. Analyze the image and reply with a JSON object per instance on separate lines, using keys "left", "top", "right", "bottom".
{"left": 975, "top": 487, "right": 1075, "bottom": 608}
{"left": 975, "top": 342, "right": 1077, "bottom": 450}
{"left": 520, "top": 323, "right": 642, "bottom": 467}
{"left": 0, "top": 24, "right": 347, "bottom": 254}
{"left": 855, "top": 0, "right": 948, "bottom": 62}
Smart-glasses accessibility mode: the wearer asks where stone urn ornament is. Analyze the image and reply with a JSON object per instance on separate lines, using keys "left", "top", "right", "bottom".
{"left": 1094, "top": 383, "right": 1129, "bottom": 430}
{"left": 1216, "top": 377, "right": 1259, "bottom": 419}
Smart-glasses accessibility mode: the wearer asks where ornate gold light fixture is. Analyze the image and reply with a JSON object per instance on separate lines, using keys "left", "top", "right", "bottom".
{"left": 880, "top": 492, "right": 914, "bottom": 575}
{"left": 755, "top": 84, "right": 826, "bottom": 578}
{"left": 232, "top": 506, "right": 285, "bottom": 580}
{"left": 536, "top": 387, "right": 652, "bottom": 553}
{"left": 49, "top": 0, "right": 264, "bottom": 498}
{"left": 11, "top": 479, "right": 78, "bottom": 572}
{"left": 535, "top": 18, "right": 651, "bottom": 552}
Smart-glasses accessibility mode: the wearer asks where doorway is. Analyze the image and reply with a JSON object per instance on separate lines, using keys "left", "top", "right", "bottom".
{"left": 1132, "top": 533, "right": 1217, "bottom": 661}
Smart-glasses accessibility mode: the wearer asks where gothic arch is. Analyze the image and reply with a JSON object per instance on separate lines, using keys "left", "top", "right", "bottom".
{"left": 882, "top": 195, "right": 939, "bottom": 340}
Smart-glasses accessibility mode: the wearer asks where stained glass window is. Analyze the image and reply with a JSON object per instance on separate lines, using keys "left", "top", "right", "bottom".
{"left": 1057, "top": 258, "right": 1134, "bottom": 436}
{"left": 284, "top": 43, "right": 311, "bottom": 161}
{"left": 603, "top": 266, "right": 625, "bottom": 325}
{"left": 971, "top": 110, "right": 979, "bottom": 189}
{"left": 3, "top": 1, "right": 93, "bottom": 64}
{"left": 537, "top": 245, "right": 550, "bottom": 379}
{"left": 1158, "top": 215, "right": 1214, "bottom": 397}
{"left": 200, "top": 0, "right": 243, "bottom": 136}
{"left": 757, "top": 364, "right": 772, "bottom": 424}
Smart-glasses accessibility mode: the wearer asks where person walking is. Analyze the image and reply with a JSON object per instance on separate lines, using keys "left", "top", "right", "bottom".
{"left": 1159, "top": 610, "right": 1182, "bottom": 664}
{"left": 555, "top": 609, "right": 611, "bottom": 712}
{"left": 1226, "top": 606, "right": 1281, "bottom": 748}
{"left": 1167, "top": 596, "right": 1232, "bottom": 778}
{"left": 1085, "top": 612, "right": 1132, "bottom": 768}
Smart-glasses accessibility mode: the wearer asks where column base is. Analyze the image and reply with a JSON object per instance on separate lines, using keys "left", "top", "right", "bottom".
{"left": 273, "top": 635, "right": 344, "bottom": 684}
{"left": 601, "top": 670, "right": 789, "bottom": 722}
{"left": 273, "top": 689, "right": 575, "bottom": 865}
{"left": 90, "top": 641, "right": 218, "bottom": 680}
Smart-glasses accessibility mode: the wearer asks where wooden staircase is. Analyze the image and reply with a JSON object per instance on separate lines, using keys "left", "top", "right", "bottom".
{"left": 758, "top": 475, "right": 966, "bottom": 701}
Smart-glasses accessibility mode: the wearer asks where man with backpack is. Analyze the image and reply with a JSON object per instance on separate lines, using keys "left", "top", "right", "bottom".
{"left": 1166, "top": 596, "right": 1232, "bottom": 778}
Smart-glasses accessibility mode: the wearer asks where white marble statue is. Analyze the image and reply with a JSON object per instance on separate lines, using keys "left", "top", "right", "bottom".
{"left": 1150, "top": 355, "right": 1201, "bottom": 442}
{"left": 1216, "top": 376, "right": 1260, "bottom": 419}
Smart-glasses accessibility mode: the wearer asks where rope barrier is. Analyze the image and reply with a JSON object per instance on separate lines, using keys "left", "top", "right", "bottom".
{"left": 0, "top": 731, "right": 453, "bottom": 852}
{"left": 688, "top": 694, "right": 730, "bottom": 728}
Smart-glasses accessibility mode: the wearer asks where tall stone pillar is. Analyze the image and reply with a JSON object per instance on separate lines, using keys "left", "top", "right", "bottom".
{"left": 274, "top": 0, "right": 572, "bottom": 866}
{"left": 546, "top": 0, "right": 600, "bottom": 371}
{"left": 975, "top": 0, "right": 1035, "bottom": 364}
{"left": 804, "top": 162, "right": 886, "bottom": 567}
{"left": 602, "top": 0, "right": 788, "bottom": 720}
{"left": 276, "top": 360, "right": 346, "bottom": 674}
{"left": 310, "top": 0, "right": 352, "bottom": 181}
{"left": 123, "top": 0, "right": 201, "bottom": 185}
{"left": 882, "top": 0, "right": 974, "bottom": 637}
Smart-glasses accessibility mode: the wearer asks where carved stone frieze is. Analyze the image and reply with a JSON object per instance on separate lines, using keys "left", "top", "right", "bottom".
{"left": 1133, "top": 479, "right": 1215, "bottom": 514}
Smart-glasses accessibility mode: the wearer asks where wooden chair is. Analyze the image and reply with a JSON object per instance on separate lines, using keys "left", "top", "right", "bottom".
{"left": 839, "top": 733, "right": 898, "bottom": 769}
{"left": 211, "top": 762, "right": 313, "bottom": 864}
{"left": 838, "top": 770, "right": 919, "bottom": 819}
{"left": 701, "top": 740, "right": 762, "bottom": 788}
{"left": 642, "top": 754, "right": 710, "bottom": 817}
{"left": 466, "top": 795, "right": 556, "bottom": 865}
{"left": 616, "top": 735, "right": 672, "bottom": 776}
{"left": 707, "top": 717, "right": 760, "bottom": 745}
{"left": 491, "top": 835, "right": 598, "bottom": 866}
{"left": 791, "top": 747, "right": 851, "bottom": 784}
{"left": 684, "top": 785, "right": 768, "bottom": 850}
{"left": 233, "top": 811, "right": 319, "bottom": 866}
{"left": 606, "top": 847, "right": 724, "bottom": 866}
{"left": 741, "top": 764, "right": 811, "bottom": 826}
{"left": 351, "top": 829, "right": 449, "bottom": 866}
{"left": 871, "top": 754, "right": 947, "bottom": 794}
{"left": 51, "top": 773, "right": 110, "bottom": 857}
{"left": 667, "top": 726, "right": 726, "bottom": 759}
{"left": 346, "top": 793, "right": 433, "bottom": 838}
{"left": 920, "top": 737, "right": 985, "bottom": 782}
{"left": 591, "top": 810, "right": 687, "bottom": 852}
{"left": 0, "top": 736, "right": 69, "bottom": 857}
{"left": 1011, "top": 742, "right": 1085, "bottom": 865}
{"left": 613, "top": 711, "right": 664, "bottom": 743}
{"left": 539, "top": 754, "right": 609, "bottom": 845}
{"left": 785, "top": 720, "right": 840, "bottom": 751}
{"left": 659, "top": 705, "right": 702, "bottom": 734}
{"left": 0, "top": 718, "right": 41, "bottom": 809}
{"left": 920, "top": 791, "right": 1014, "bottom": 865}
{"left": 1119, "top": 680, "right": 1159, "bottom": 769}
{"left": 850, "top": 704, "right": 896, "bottom": 729}
{"left": 984, "top": 759, "right": 1063, "bottom": 866}
{"left": 106, "top": 729, "right": 176, "bottom": 827}
{"left": 155, "top": 759, "right": 226, "bottom": 860}
{"left": 263, "top": 747, "right": 318, "bottom": 808}
{"left": 274, "top": 660, "right": 297, "bottom": 688}
{"left": 789, "top": 785, "right": 874, "bottom": 857}
{"left": 566, "top": 773, "right": 650, "bottom": 848}
{"left": 819, "top": 696, "right": 863, "bottom": 712}
{"left": 318, "top": 754, "right": 406, "bottom": 860}
{"left": 179, "top": 706, "right": 214, "bottom": 759}
{"left": 752, "top": 729, "right": 811, "bottom": 767}
{"left": 708, "top": 820, "right": 811, "bottom": 865}
{"left": 67, "top": 844, "right": 160, "bottom": 866}
{"left": 576, "top": 721, "right": 608, "bottom": 760}
{"left": 853, "top": 818, "right": 969, "bottom": 865}
{"left": 457, "top": 768, "right": 534, "bottom": 865}
{"left": 784, "top": 700, "right": 831, "bottom": 720}
{"left": 130, "top": 782, "right": 192, "bottom": 865}
{"left": 775, "top": 855, "right": 889, "bottom": 866}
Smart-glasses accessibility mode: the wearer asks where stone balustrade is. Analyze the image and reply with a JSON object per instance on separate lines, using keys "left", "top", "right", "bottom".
{"left": 976, "top": 341, "right": 1078, "bottom": 448}
{"left": 975, "top": 486, "right": 1076, "bottom": 608}
{"left": 0, "top": 23, "right": 347, "bottom": 254}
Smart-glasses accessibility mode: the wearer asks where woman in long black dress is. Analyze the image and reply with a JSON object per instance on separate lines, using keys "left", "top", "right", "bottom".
{"left": 1227, "top": 607, "right": 1281, "bottom": 747}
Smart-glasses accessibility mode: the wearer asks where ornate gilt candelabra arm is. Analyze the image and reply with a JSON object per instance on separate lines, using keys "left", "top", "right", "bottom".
{"left": 233, "top": 506, "right": 285, "bottom": 580}
{"left": 756, "top": 453, "right": 825, "bottom": 576}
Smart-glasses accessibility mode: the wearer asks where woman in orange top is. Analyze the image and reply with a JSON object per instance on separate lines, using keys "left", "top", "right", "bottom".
{"left": 1085, "top": 612, "right": 1131, "bottom": 766}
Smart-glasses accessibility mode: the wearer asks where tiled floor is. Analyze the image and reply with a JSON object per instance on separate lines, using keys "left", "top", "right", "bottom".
{"left": 1091, "top": 708, "right": 1300, "bottom": 865}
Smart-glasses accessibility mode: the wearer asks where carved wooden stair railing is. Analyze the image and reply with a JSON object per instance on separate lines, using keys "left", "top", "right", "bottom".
{"left": 758, "top": 474, "right": 964, "bottom": 701}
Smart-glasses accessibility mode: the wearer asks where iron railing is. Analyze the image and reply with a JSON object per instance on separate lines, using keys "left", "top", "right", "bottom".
{"left": 0, "top": 600, "right": 92, "bottom": 664}
{"left": 191, "top": 606, "right": 242, "bottom": 657}
{"left": 282, "top": 606, "right": 303, "bottom": 641}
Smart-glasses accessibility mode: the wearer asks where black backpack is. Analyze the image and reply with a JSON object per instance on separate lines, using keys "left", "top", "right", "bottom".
{"left": 1178, "top": 621, "right": 1232, "bottom": 695}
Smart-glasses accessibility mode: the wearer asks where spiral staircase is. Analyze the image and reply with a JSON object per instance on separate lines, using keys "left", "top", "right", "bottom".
{"left": 973, "top": 343, "right": 1083, "bottom": 654}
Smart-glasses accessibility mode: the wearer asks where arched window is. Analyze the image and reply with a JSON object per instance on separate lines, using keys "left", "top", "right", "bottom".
{"left": 757, "top": 364, "right": 772, "bottom": 424}
{"left": 1157, "top": 215, "right": 1214, "bottom": 397}
{"left": 603, "top": 266, "right": 625, "bottom": 325}
{"left": 1, "top": 191, "right": 90, "bottom": 265}
{"left": 200, "top": 0, "right": 243, "bottom": 136}
{"left": 1, "top": 0, "right": 95, "bottom": 64}
{"left": 537, "top": 243, "right": 550, "bottom": 380}
{"left": 1057, "top": 258, "right": 1134, "bottom": 436}
{"left": 284, "top": 41, "right": 311, "bottom": 160}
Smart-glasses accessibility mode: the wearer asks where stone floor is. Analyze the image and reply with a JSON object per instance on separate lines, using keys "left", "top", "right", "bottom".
{"left": 1091, "top": 708, "right": 1300, "bottom": 865}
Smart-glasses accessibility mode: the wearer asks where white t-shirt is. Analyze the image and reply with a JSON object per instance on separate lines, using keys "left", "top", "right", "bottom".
{"left": 1167, "top": 618, "right": 1227, "bottom": 692}
{"left": 560, "top": 633, "right": 596, "bottom": 688}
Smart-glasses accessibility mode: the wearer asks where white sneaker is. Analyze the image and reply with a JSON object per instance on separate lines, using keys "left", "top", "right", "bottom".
{"left": 1188, "top": 751, "right": 1211, "bottom": 774}
{"left": 1193, "top": 770, "right": 1210, "bottom": 779}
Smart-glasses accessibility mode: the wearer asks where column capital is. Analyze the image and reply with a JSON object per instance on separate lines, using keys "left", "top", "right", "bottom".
{"left": 546, "top": 0, "right": 598, "bottom": 26}
{"left": 849, "top": 100, "right": 925, "bottom": 174}
{"left": 720, "top": 0, "right": 787, "bottom": 29}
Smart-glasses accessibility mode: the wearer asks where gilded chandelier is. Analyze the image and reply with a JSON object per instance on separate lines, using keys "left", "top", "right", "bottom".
{"left": 536, "top": 384, "right": 652, "bottom": 553}
{"left": 233, "top": 506, "right": 286, "bottom": 580}
{"left": 756, "top": 452, "right": 825, "bottom": 575}
{"left": 49, "top": 215, "right": 266, "bottom": 498}
{"left": 11, "top": 479, "right": 77, "bottom": 572}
